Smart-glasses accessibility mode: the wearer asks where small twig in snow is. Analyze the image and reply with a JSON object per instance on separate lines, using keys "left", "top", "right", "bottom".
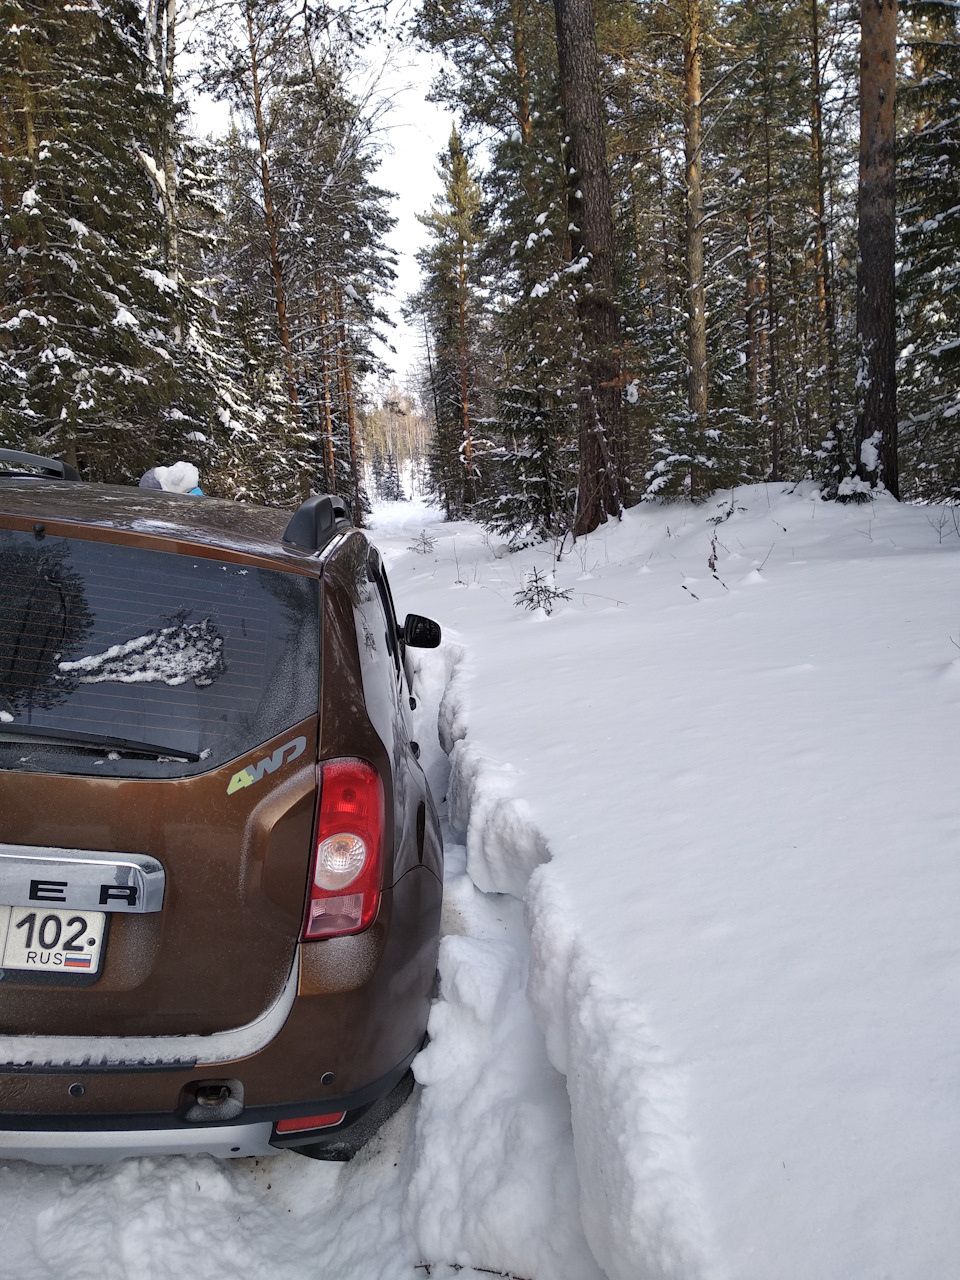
{"left": 417, "top": 1267, "right": 532, "bottom": 1280}
{"left": 450, "top": 539, "right": 464, "bottom": 585}
{"left": 577, "top": 591, "right": 628, "bottom": 608}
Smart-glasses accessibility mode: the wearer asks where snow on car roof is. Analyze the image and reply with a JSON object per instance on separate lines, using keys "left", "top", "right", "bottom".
{"left": 0, "top": 479, "right": 319, "bottom": 570}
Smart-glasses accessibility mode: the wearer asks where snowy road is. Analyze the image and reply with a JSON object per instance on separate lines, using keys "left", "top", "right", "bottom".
{"left": 0, "top": 624, "right": 597, "bottom": 1280}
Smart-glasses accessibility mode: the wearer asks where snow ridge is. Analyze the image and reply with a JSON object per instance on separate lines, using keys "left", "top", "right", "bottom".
{"left": 404, "top": 625, "right": 602, "bottom": 1280}
{"left": 438, "top": 644, "right": 712, "bottom": 1280}
{"left": 526, "top": 872, "right": 712, "bottom": 1280}
{"left": 440, "top": 644, "right": 550, "bottom": 900}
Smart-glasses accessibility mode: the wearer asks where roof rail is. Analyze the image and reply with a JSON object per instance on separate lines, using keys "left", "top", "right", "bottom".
{"left": 281, "top": 493, "right": 352, "bottom": 553}
{"left": 0, "top": 448, "right": 81, "bottom": 482}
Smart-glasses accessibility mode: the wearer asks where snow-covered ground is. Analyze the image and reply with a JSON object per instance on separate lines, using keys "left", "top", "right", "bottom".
{"left": 376, "top": 485, "right": 960, "bottom": 1280}
{"left": 3, "top": 484, "right": 959, "bottom": 1279}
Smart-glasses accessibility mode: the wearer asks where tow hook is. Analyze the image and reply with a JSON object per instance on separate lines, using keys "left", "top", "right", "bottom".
{"left": 180, "top": 1078, "right": 244, "bottom": 1123}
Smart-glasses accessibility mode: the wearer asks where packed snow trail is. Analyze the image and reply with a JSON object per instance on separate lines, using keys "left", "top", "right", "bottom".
{"left": 0, "top": 580, "right": 600, "bottom": 1280}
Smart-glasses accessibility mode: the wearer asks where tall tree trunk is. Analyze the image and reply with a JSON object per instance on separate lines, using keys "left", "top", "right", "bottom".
{"left": 762, "top": 108, "right": 781, "bottom": 479}
{"left": 335, "top": 288, "right": 364, "bottom": 525}
{"left": 743, "top": 102, "right": 762, "bottom": 439}
{"left": 144, "top": 0, "right": 179, "bottom": 276}
{"left": 318, "top": 300, "right": 336, "bottom": 493}
{"left": 457, "top": 240, "right": 474, "bottom": 507}
{"left": 552, "top": 0, "right": 623, "bottom": 536}
{"left": 657, "top": 126, "right": 674, "bottom": 320}
{"left": 423, "top": 316, "right": 443, "bottom": 448}
{"left": 745, "top": 196, "right": 762, "bottom": 434}
{"left": 809, "top": 0, "right": 839, "bottom": 439}
{"left": 510, "top": 0, "right": 533, "bottom": 146}
{"left": 854, "top": 0, "right": 899, "bottom": 496}
{"left": 162, "top": 0, "right": 178, "bottom": 273}
{"left": 682, "top": 0, "right": 708, "bottom": 482}
{"left": 17, "top": 43, "right": 37, "bottom": 180}
{"left": 244, "top": 1, "right": 299, "bottom": 415}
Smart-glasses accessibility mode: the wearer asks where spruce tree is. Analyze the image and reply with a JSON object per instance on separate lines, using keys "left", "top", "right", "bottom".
{"left": 409, "top": 127, "right": 483, "bottom": 518}
{"left": 417, "top": 0, "right": 585, "bottom": 540}
{"left": 899, "top": 0, "right": 960, "bottom": 499}
{"left": 0, "top": 0, "right": 212, "bottom": 479}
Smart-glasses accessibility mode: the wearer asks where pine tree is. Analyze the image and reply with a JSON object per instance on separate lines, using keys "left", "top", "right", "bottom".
{"left": 553, "top": 0, "right": 624, "bottom": 533}
{"left": 849, "top": 0, "right": 899, "bottom": 498}
{"left": 199, "top": 13, "right": 395, "bottom": 511}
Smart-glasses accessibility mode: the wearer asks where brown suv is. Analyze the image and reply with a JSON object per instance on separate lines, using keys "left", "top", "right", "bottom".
{"left": 0, "top": 450, "right": 443, "bottom": 1163}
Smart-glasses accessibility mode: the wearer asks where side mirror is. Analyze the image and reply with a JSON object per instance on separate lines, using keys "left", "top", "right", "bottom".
{"left": 400, "top": 614, "right": 441, "bottom": 648}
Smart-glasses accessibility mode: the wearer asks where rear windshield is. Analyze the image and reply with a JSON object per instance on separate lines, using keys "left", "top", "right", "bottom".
{"left": 0, "top": 529, "right": 320, "bottom": 778}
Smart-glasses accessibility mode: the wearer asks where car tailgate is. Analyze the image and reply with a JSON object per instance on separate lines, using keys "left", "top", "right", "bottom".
{"left": 0, "top": 719, "right": 318, "bottom": 1037}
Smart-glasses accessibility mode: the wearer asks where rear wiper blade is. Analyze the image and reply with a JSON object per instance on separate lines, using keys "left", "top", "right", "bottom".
{"left": 0, "top": 725, "right": 201, "bottom": 762}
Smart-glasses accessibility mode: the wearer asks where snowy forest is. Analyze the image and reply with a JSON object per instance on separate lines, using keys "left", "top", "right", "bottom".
{"left": 1, "top": 0, "right": 958, "bottom": 537}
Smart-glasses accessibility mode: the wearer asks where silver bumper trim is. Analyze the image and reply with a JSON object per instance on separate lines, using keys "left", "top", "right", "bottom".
{"left": 0, "top": 1121, "right": 278, "bottom": 1164}
{"left": 0, "top": 953, "right": 300, "bottom": 1070}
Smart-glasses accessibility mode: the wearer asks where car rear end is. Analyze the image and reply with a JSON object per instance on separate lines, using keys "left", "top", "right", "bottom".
{"left": 0, "top": 482, "right": 441, "bottom": 1161}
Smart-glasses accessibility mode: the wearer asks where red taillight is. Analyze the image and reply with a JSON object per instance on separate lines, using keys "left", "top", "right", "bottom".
{"left": 275, "top": 1111, "right": 346, "bottom": 1134}
{"left": 303, "top": 759, "right": 385, "bottom": 939}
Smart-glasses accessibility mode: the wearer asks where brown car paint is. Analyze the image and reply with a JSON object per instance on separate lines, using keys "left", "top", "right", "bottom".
{"left": 0, "top": 481, "right": 442, "bottom": 1133}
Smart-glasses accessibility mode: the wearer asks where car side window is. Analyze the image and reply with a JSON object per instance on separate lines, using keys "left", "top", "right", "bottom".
{"left": 368, "top": 551, "right": 401, "bottom": 680}
{"left": 352, "top": 551, "right": 400, "bottom": 751}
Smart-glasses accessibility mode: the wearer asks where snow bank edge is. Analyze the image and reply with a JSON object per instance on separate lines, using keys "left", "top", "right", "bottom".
{"left": 438, "top": 645, "right": 712, "bottom": 1280}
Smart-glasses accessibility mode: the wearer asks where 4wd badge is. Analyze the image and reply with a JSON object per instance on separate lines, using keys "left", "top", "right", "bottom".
{"left": 227, "top": 736, "right": 307, "bottom": 794}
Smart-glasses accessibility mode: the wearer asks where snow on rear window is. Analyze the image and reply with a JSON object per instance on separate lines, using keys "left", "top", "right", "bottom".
{"left": 0, "top": 530, "right": 319, "bottom": 778}
{"left": 57, "top": 618, "right": 226, "bottom": 688}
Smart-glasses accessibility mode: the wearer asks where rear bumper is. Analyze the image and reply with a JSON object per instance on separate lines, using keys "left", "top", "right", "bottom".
{"left": 0, "top": 1054, "right": 416, "bottom": 1165}
{"left": 0, "top": 1121, "right": 278, "bottom": 1164}
{"left": 0, "top": 865, "right": 441, "bottom": 1164}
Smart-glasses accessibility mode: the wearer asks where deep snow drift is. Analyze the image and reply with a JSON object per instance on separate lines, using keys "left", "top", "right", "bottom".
{"left": 375, "top": 485, "right": 960, "bottom": 1280}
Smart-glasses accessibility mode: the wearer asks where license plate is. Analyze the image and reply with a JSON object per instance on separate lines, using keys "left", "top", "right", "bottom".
{"left": 0, "top": 905, "right": 106, "bottom": 982}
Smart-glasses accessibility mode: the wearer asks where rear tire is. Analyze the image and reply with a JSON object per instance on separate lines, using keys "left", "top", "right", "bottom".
{"left": 291, "top": 1068, "right": 416, "bottom": 1162}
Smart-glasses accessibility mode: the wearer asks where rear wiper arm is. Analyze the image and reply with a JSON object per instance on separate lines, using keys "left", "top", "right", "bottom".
{"left": 0, "top": 725, "right": 201, "bottom": 762}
